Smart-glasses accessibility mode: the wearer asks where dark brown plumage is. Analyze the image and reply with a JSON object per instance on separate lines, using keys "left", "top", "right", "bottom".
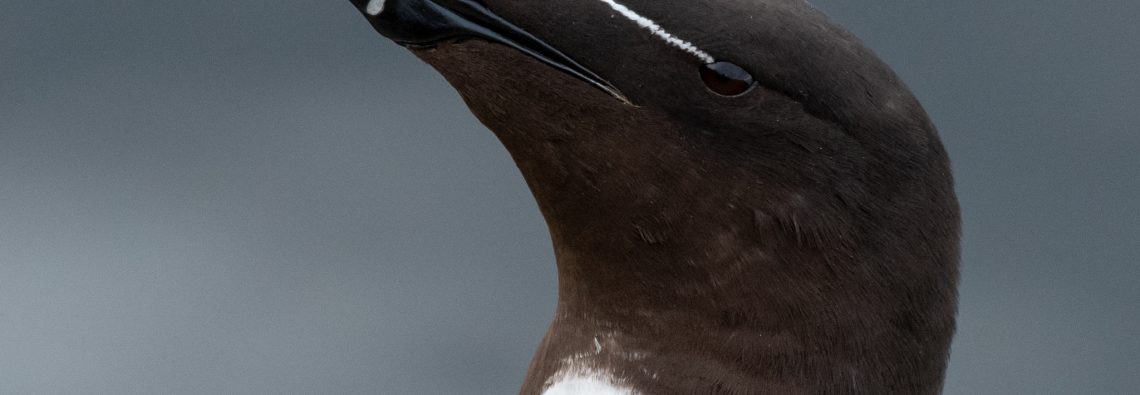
{"left": 350, "top": 1, "right": 960, "bottom": 394}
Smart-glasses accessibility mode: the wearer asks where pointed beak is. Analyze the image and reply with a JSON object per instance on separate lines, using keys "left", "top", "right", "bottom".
{"left": 350, "top": 0, "right": 630, "bottom": 104}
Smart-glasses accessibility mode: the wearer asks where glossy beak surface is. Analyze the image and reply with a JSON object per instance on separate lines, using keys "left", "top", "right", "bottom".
{"left": 350, "top": 0, "right": 629, "bottom": 103}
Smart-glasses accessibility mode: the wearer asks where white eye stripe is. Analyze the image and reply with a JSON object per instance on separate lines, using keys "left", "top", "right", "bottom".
{"left": 366, "top": 0, "right": 386, "bottom": 16}
{"left": 597, "top": 0, "right": 716, "bottom": 64}
{"left": 368, "top": 0, "right": 713, "bottom": 65}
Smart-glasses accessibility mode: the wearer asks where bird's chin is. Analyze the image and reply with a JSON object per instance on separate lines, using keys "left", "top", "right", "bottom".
{"left": 409, "top": 39, "right": 611, "bottom": 103}
{"left": 410, "top": 40, "right": 548, "bottom": 116}
{"left": 406, "top": 38, "right": 643, "bottom": 148}
{"left": 404, "top": 39, "right": 488, "bottom": 79}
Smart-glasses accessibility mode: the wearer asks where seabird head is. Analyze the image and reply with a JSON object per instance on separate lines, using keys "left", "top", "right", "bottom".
{"left": 349, "top": 1, "right": 960, "bottom": 394}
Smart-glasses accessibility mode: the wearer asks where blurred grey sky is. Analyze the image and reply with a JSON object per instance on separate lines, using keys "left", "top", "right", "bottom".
{"left": 1, "top": 1, "right": 1137, "bottom": 394}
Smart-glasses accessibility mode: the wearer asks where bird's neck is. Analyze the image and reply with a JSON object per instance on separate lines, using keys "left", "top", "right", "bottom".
{"left": 506, "top": 143, "right": 954, "bottom": 394}
{"left": 502, "top": 130, "right": 887, "bottom": 394}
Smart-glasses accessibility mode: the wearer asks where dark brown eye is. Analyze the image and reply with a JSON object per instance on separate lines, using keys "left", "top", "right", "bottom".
{"left": 700, "top": 61, "right": 754, "bottom": 97}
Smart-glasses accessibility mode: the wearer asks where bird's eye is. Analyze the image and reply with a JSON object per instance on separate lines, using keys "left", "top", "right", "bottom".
{"left": 699, "top": 61, "right": 754, "bottom": 97}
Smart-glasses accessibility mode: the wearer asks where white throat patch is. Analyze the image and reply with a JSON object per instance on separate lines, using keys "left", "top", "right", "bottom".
{"left": 542, "top": 368, "right": 635, "bottom": 395}
{"left": 366, "top": 0, "right": 386, "bottom": 16}
{"left": 541, "top": 334, "right": 644, "bottom": 395}
{"left": 597, "top": 0, "right": 716, "bottom": 64}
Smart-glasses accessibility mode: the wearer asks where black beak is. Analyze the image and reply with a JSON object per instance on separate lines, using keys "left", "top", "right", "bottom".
{"left": 350, "top": 0, "right": 630, "bottom": 104}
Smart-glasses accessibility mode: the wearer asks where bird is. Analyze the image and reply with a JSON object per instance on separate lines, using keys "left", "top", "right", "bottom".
{"left": 348, "top": 0, "right": 960, "bottom": 394}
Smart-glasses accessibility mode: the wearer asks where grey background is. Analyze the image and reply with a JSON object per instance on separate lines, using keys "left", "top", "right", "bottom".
{"left": 1, "top": 1, "right": 1137, "bottom": 394}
